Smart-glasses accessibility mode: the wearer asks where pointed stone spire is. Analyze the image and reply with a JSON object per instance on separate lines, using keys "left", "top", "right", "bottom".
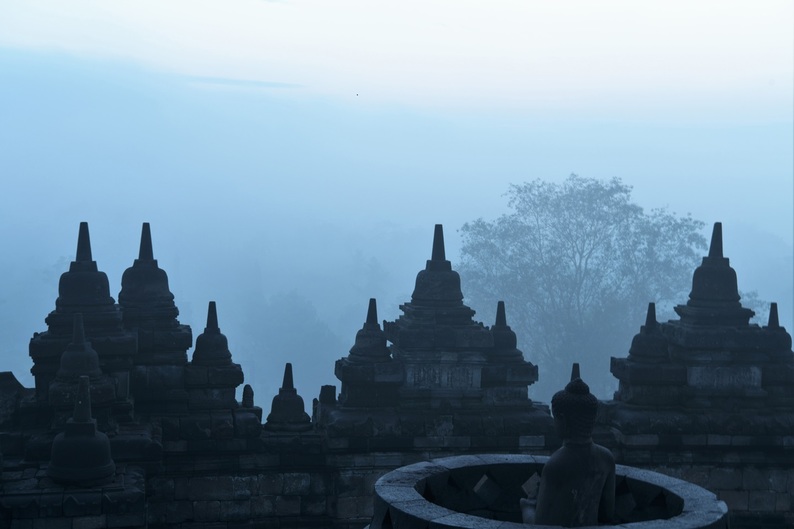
{"left": 264, "top": 363, "right": 312, "bottom": 432}
{"left": 366, "top": 297, "right": 378, "bottom": 325}
{"left": 645, "top": 302, "right": 657, "bottom": 330}
{"left": 75, "top": 222, "right": 92, "bottom": 262}
{"left": 192, "top": 301, "right": 232, "bottom": 366}
{"left": 347, "top": 298, "right": 391, "bottom": 362}
{"left": 708, "top": 222, "right": 723, "bottom": 258}
{"left": 138, "top": 222, "right": 154, "bottom": 261}
{"left": 48, "top": 375, "right": 116, "bottom": 484}
{"left": 206, "top": 301, "right": 219, "bottom": 333}
{"left": 431, "top": 224, "right": 446, "bottom": 261}
{"left": 282, "top": 362, "right": 294, "bottom": 390}
{"left": 766, "top": 302, "right": 780, "bottom": 329}
{"left": 496, "top": 301, "right": 507, "bottom": 326}
{"left": 570, "top": 363, "right": 581, "bottom": 382}
{"left": 56, "top": 313, "right": 102, "bottom": 380}
{"left": 675, "top": 221, "right": 753, "bottom": 326}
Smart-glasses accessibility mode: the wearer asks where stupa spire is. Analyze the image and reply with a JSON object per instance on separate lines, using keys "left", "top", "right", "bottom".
{"left": 570, "top": 362, "right": 581, "bottom": 382}
{"left": 206, "top": 301, "right": 220, "bottom": 333}
{"left": 767, "top": 302, "right": 780, "bottom": 329}
{"left": 366, "top": 298, "right": 378, "bottom": 325}
{"left": 708, "top": 222, "right": 723, "bottom": 258}
{"left": 431, "top": 224, "right": 446, "bottom": 261}
{"left": 138, "top": 222, "right": 154, "bottom": 261}
{"left": 282, "top": 362, "right": 295, "bottom": 391}
{"left": 645, "top": 302, "right": 657, "bottom": 330}
{"left": 75, "top": 222, "right": 92, "bottom": 262}
{"left": 496, "top": 301, "right": 507, "bottom": 327}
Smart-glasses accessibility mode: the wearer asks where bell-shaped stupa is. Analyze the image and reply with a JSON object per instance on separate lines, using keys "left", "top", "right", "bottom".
{"left": 264, "top": 363, "right": 312, "bottom": 432}
{"left": 47, "top": 376, "right": 116, "bottom": 484}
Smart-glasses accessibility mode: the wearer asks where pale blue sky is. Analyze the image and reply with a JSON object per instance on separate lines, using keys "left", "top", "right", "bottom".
{"left": 0, "top": 1, "right": 791, "bottom": 400}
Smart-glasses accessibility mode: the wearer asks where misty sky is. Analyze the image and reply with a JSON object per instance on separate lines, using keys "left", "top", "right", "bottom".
{"left": 0, "top": 1, "right": 792, "bottom": 403}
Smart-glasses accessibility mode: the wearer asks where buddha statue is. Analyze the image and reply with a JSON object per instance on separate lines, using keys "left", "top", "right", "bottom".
{"left": 522, "top": 364, "right": 615, "bottom": 527}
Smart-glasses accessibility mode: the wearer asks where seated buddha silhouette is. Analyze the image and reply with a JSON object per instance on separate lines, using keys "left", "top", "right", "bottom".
{"left": 522, "top": 364, "right": 615, "bottom": 526}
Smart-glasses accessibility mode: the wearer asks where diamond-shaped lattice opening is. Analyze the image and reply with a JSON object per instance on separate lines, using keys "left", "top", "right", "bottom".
{"left": 473, "top": 473, "right": 502, "bottom": 506}
{"left": 521, "top": 472, "right": 540, "bottom": 499}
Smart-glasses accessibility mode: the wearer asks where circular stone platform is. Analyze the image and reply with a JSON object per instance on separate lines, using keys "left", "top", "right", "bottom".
{"left": 368, "top": 454, "right": 729, "bottom": 529}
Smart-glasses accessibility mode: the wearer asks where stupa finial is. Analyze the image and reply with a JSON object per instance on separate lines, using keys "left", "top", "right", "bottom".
{"left": 570, "top": 362, "right": 581, "bottom": 382}
{"left": 138, "top": 222, "right": 154, "bottom": 261}
{"left": 282, "top": 363, "right": 295, "bottom": 390}
{"left": 708, "top": 222, "right": 723, "bottom": 259}
{"left": 496, "top": 301, "right": 507, "bottom": 327}
{"left": 768, "top": 302, "right": 780, "bottom": 328}
{"left": 366, "top": 298, "right": 378, "bottom": 325}
{"left": 76, "top": 222, "right": 93, "bottom": 262}
{"left": 645, "top": 302, "right": 657, "bottom": 330}
{"left": 206, "top": 301, "right": 219, "bottom": 333}
{"left": 431, "top": 224, "right": 446, "bottom": 261}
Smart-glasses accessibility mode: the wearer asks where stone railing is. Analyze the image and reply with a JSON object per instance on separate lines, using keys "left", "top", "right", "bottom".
{"left": 368, "top": 454, "right": 729, "bottom": 529}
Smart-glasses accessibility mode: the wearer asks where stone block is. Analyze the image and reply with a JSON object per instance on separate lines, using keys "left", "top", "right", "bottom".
{"left": 337, "top": 471, "right": 365, "bottom": 497}
{"left": 232, "top": 476, "right": 256, "bottom": 500}
{"left": 687, "top": 365, "right": 761, "bottom": 390}
{"left": 233, "top": 410, "right": 262, "bottom": 438}
{"left": 748, "top": 490, "right": 777, "bottom": 512}
{"left": 310, "top": 474, "right": 330, "bottom": 495}
{"left": 193, "top": 501, "right": 221, "bottom": 522}
{"left": 250, "top": 496, "right": 275, "bottom": 517}
{"left": 768, "top": 469, "right": 789, "bottom": 492}
{"left": 174, "top": 477, "right": 190, "bottom": 500}
{"left": 105, "top": 513, "right": 147, "bottom": 528}
{"left": 744, "top": 466, "right": 773, "bottom": 490}
{"left": 63, "top": 491, "right": 102, "bottom": 517}
{"left": 258, "top": 473, "right": 283, "bottom": 495}
{"left": 37, "top": 491, "right": 64, "bottom": 518}
{"left": 775, "top": 493, "right": 791, "bottom": 512}
{"left": 707, "top": 434, "right": 732, "bottom": 446}
{"left": 189, "top": 476, "right": 235, "bottom": 501}
{"left": 718, "top": 490, "right": 748, "bottom": 511}
{"left": 335, "top": 496, "right": 360, "bottom": 519}
{"left": 210, "top": 411, "right": 235, "bottom": 440}
{"left": 184, "top": 365, "right": 208, "bottom": 387}
{"left": 36, "top": 518, "right": 70, "bottom": 529}
{"left": 623, "top": 434, "right": 659, "bottom": 446}
{"left": 302, "top": 495, "right": 328, "bottom": 516}
{"left": 274, "top": 495, "right": 300, "bottom": 516}
{"left": 180, "top": 414, "right": 212, "bottom": 440}
{"left": 165, "top": 500, "right": 193, "bottom": 523}
{"left": 148, "top": 477, "right": 175, "bottom": 499}
{"left": 283, "top": 473, "right": 311, "bottom": 495}
{"left": 220, "top": 500, "right": 251, "bottom": 521}
{"left": 709, "top": 468, "right": 742, "bottom": 490}
{"left": 207, "top": 364, "right": 244, "bottom": 388}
